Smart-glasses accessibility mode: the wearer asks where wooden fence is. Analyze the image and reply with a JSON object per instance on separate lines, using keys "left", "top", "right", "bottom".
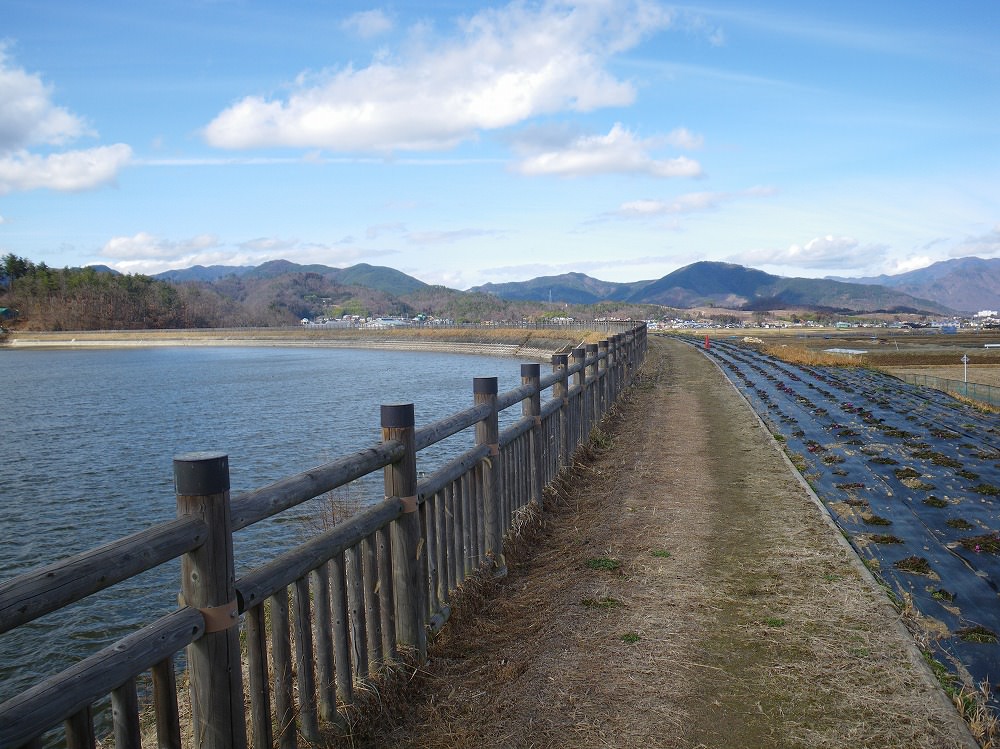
{"left": 0, "top": 324, "right": 646, "bottom": 748}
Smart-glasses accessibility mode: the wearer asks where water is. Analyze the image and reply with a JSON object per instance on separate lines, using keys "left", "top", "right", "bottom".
{"left": 0, "top": 345, "right": 529, "bottom": 706}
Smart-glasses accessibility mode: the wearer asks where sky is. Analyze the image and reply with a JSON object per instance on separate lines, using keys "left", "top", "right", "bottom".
{"left": 1, "top": 0, "right": 999, "bottom": 290}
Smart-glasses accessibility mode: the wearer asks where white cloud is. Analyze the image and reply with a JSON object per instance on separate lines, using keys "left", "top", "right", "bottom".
{"left": 886, "top": 255, "right": 935, "bottom": 274}
{"left": 406, "top": 228, "right": 504, "bottom": 244}
{"left": 664, "top": 127, "right": 703, "bottom": 150}
{"left": 618, "top": 191, "right": 725, "bottom": 216}
{"left": 0, "top": 45, "right": 90, "bottom": 150}
{"left": 949, "top": 226, "right": 1000, "bottom": 258}
{"left": 203, "top": 1, "right": 672, "bottom": 152}
{"left": 0, "top": 47, "right": 132, "bottom": 194}
{"left": 0, "top": 145, "right": 133, "bottom": 195}
{"left": 101, "top": 232, "right": 223, "bottom": 261}
{"left": 613, "top": 186, "right": 774, "bottom": 218}
{"left": 737, "top": 234, "right": 888, "bottom": 270}
{"left": 515, "top": 123, "right": 702, "bottom": 178}
{"left": 341, "top": 10, "right": 394, "bottom": 39}
{"left": 97, "top": 232, "right": 398, "bottom": 275}
{"left": 366, "top": 222, "right": 407, "bottom": 240}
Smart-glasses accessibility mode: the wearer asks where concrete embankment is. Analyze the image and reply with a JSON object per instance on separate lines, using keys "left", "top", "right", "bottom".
{"left": 1, "top": 328, "right": 583, "bottom": 361}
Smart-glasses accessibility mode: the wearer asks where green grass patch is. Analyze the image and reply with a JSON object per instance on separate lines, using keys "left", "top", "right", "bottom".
{"left": 869, "top": 456, "right": 898, "bottom": 465}
{"left": 869, "top": 534, "right": 903, "bottom": 544}
{"left": 586, "top": 556, "right": 622, "bottom": 571}
{"left": 581, "top": 596, "right": 623, "bottom": 610}
{"left": 959, "top": 534, "right": 1000, "bottom": 554}
{"left": 946, "top": 518, "right": 975, "bottom": 531}
{"left": 957, "top": 626, "right": 998, "bottom": 644}
{"left": 650, "top": 549, "right": 671, "bottom": 559}
{"left": 922, "top": 649, "right": 960, "bottom": 697}
{"left": 894, "top": 556, "right": 933, "bottom": 575}
{"left": 972, "top": 483, "right": 1000, "bottom": 497}
{"left": 621, "top": 631, "right": 640, "bottom": 644}
{"left": 930, "top": 588, "right": 955, "bottom": 603}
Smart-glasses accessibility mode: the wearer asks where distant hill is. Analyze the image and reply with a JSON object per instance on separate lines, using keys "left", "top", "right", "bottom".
{"left": 332, "top": 263, "right": 428, "bottom": 296}
{"left": 473, "top": 261, "right": 953, "bottom": 314}
{"left": 474, "top": 272, "right": 648, "bottom": 304}
{"left": 828, "top": 257, "right": 1000, "bottom": 312}
{"left": 156, "top": 261, "right": 428, "bottom": 297}
{"left": 154, "top": 264, "right": 250, "bottom": 282}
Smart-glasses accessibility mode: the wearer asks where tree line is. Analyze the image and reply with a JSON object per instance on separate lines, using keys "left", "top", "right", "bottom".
{"left": 1, "top": 254, "right": 301, "bottom": 330}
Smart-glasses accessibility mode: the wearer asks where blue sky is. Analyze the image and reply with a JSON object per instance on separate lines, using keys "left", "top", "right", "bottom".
{"left": 1, "top": 0, "right": 998, "bottom": 289}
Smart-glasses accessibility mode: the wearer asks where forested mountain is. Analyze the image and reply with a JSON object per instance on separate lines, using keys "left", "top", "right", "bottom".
{"left": 0, "top": 253, "right": 982, "bottom": 333}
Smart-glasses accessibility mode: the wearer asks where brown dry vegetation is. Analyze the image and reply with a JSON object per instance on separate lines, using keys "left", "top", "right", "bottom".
{"left": 321, "top": 337, "right": 977, "bottom": 749}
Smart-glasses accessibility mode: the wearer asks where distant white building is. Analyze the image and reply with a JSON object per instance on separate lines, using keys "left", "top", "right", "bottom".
{"left": 976, "top": 310, "right": 998, "bottom": 318}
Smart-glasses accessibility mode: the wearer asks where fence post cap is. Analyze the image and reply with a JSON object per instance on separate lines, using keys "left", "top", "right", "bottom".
{"left": 381, "top": 403, "right": 415, "bottom": 428}
{"left": 520, "top": 362, "right": 540, "bottom": 377}
{"left": 473, "top": 376, "right": 498, "bottom": 394}
{"left": 173, "top": 452, "right": 229, "bottom": 495}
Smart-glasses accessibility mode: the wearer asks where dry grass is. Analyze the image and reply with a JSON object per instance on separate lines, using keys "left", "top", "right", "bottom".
{"left": 759, "top": 341, "right": 867, "bottom": 367}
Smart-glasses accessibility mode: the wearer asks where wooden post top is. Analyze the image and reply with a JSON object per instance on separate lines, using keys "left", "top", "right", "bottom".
{"left": 473, "top": 377, "right": 498, "bottom": 394}
{"left": 173, "top": 452, "right": 229, "bottom": 495}
{"left": 381, "top": 403, "right": 414, "bottom": 428}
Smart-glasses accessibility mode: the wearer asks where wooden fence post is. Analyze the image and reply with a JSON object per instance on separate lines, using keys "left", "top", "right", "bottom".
{"left": 610, "top": 334, "right": 621, "bottom": 399}
{"left": 551, "top": 353, "right": 569, "bottom": 469}
{"left": 474, "top": 377, "right": 506, "bottom": 576}
{"left": 625, "top": 329, "right": 636, "bottom": 384}
{"left": 571, "top": 347, "right": 586, "bottom": 449}
{"left": 174, "top": 452, "right": 247, "bottom": 749}
{"left": 520, "top": 363, "right": 545, "bottom": 509}
{"left": 381, "top": 404, "right": 426, "bottom": 662}
{"left": 585, "top": 343, "right": 599, "bottom": 432}
{"left": 598, "top": 339, "right": 609, "bottom": 417}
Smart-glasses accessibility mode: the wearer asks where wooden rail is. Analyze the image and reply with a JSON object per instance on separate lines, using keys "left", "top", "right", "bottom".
{"left": 0, "top": 323, "right": 647, "bottom": 748}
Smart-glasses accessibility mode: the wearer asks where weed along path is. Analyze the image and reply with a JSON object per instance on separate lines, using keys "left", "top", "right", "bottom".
{"left": 336, "top": 337, "right": 975, "bottom": 749}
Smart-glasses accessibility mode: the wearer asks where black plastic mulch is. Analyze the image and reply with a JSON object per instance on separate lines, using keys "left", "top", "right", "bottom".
{"left": 698, "top": 338, "right": 1000, "bottom": 697}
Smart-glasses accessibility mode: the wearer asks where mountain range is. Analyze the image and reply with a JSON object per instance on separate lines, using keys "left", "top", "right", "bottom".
{"left": 143, "top": 256, "right": 1000, "bottom": 316}
{"left": 469, "top": 257, "right": 999, "bottom": 314}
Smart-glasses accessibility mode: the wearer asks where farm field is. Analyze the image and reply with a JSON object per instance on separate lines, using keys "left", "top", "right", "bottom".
{"left": 704, "top": 338, "right": 1000, "bottom": 708}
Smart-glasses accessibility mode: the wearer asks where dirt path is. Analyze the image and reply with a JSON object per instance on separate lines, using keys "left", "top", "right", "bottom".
{"left": 339, "top": 337, "right": 976, "bottom": 748}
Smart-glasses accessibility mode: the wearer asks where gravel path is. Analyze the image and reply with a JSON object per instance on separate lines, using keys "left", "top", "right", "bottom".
{"left": 334, "top": 337, "right": 977, "bottom": 748}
